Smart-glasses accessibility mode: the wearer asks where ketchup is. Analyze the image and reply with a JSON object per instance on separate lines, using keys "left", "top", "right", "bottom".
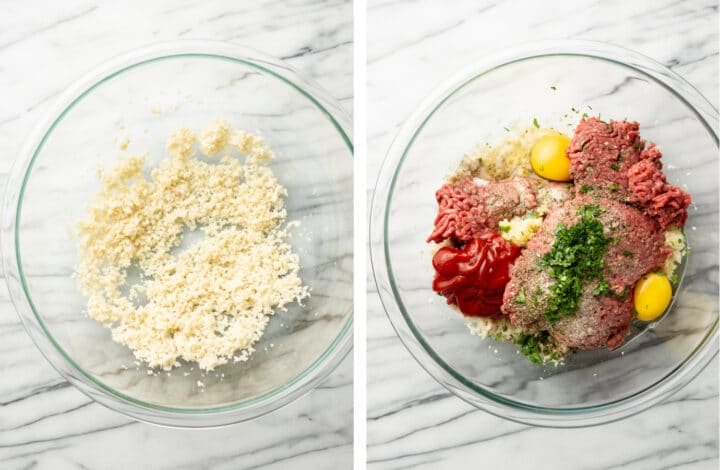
{"left": 432, "top": 231, "right": 520, "bottom": 317}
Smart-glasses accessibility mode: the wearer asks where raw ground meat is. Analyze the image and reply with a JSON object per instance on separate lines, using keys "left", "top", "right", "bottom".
{"left": 428, "top": 177, "right": 571, "bottom": 243}
{"left": 627, "top": 156, "right": 691, "bottom": 228}
{"left": 501, "top": 196, "right": 668, "bottom": 350}
{"left": 567, "top": 118, "right": 644, "bottom": 201}
{"left": 568, "top": 117, "right": 690, "bottom": 228}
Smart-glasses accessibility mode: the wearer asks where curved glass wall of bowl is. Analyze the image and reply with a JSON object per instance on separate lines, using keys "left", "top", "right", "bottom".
{"left": 371, "top": 40, "right": 718, "bottom": 427}
{"left": 2, "top": 41, "right": 353, "bottom": 427}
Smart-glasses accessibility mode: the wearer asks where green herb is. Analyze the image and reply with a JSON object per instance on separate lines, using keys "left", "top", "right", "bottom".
{"left": 550, "top": 85, "right": 557, "bottom": 91}
{"left": 477, "top": 157, "right": 483, "bottom": 164}
{"left": 503, "top": 127, "right": 510, "bottom": 132}
{"left": 514, "top": 332, "right": 549, "bottom": 364}
{"left": 499, "top": 224, "right": 510, "bottom": 233}
{"left": 582, "top": 112, "right": 589, "bottom": 120}
{"left": 670, "top": 273, "right": 680, "bottom": 284}
{"left": 609, "top": 163, "right": 621, "bottom": 171}
{"left": 579, "top": 185, "right": 594, "bottom": 194}
{"left": 515, "top": 287, "right": 526, "bottom": 304}
{"left": 538, "top": 204, "right": 613, "bottom": 323}
{"left": 622, "top": 250, "right": 634, "bottom": 258}
{"left": 608, "top": 182, "right": 619, "bottom": 192}
{"left": 593, "top": 279, "right": 611, "bottom": 296}
{"left": 588, "top": 105, "right": 593, "bottom": 110}
{"left": 571, "top": 107, "right": 579, "bottom": 113}
{"left": 533, "top": 117, "right": 540, "bottom": 128}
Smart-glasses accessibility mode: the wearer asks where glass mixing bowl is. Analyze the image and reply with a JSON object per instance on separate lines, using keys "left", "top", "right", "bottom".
{"left": 2, "top": 40, "right": 353, "bottom": 427}
{"left": 370, "top": 40, "right": 718, "bottom": 427}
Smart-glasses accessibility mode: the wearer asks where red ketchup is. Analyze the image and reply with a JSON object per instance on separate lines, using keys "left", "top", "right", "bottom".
{"left": 432, "top": 231, "right": 520, "bottom": 317}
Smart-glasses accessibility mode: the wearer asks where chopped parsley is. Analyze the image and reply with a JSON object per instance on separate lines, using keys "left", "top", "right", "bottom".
{"left": 538, "top": 204, "right": 613, "bottom": 323}
{"left": 609, "top": 163, "right": 621, "bottom": 171}
{"left": 515, "top": 287, "right": 526, "bottom": 304}
{"left": 533, "top": 117, "right": 540, "bottom": 128}
{"left": 499, "top": 224, "right": 510, "bottom": 233}
{"left": 622, "top": 250, "right": 634, "bottom": 258}
{"left": 608, "top": 182, "right": 619, "bottom": 192}
{"left": 579, "top": 184, "right": 594, "bottom": 194}
{"left": 550, "top": 85, "right": 557, "bottom": 91}
{"left": 592, "top": 279, "right": 611, "bottom": 296}
{"left": 503, "top": 126, "right": 510, "bottom": 132}
{"left": 514, "top": 332, "right": 550, "bottom": 364}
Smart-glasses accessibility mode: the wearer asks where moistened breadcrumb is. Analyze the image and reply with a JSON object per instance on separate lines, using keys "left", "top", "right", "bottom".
{"left": 449, "top": 127, "right": 560, "bottom": 183}
{"left": 199, "top": 118, "right": 231, "bottom": 156}
{"left": 76, "top": 120, "right": 308, "bottom": 371}
{"left": 662, "top": 227, "right": 686, "bottom": 282}
{"left": 466, "top": 316, "right": 570, "bottom": 364}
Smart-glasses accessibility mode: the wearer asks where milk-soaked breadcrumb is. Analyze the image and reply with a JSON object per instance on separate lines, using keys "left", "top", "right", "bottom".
{"left": 76, "top": 120, "right": 308, "bottom": 371}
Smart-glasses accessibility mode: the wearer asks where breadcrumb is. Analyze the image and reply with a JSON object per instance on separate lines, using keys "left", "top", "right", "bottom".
{"left": 76, "top": 121, "right": 308, "bottom": 371}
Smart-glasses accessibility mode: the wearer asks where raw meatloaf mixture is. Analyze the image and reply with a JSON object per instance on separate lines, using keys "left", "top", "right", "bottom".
{"left": 428, "top": 117, "right": 691, "bottom": 361}
{"left": 502, "top": 196, "right": 667, "bottom": 349}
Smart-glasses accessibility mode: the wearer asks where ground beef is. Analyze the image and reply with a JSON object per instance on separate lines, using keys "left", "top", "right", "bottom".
{"left": 501, "top": 196, "right": 667, "bottom": 350}
{"left": 428, "top": 177, "right": 571, "bottom": 243}
{"left": 627, "top": 153, "right": 691, "bottom": 228}
{"left": 567, "top": 118, "right": 644, "bottom": 202}
{"left": 568, "top": 117, "right": 690, "bottom": 228}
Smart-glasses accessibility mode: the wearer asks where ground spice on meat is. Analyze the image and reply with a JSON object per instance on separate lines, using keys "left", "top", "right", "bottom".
{"left": 567, "top": 118, "right": 644, "bottom": 201}
{"left": 75, "top": 120, "right": 308, "bottom": 371}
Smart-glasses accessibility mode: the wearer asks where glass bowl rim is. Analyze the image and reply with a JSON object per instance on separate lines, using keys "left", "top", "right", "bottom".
{"left": 1, "top": 39, "right": 353, "bottom": 427}
{"left": 370, "top": 39, "right": 718, "bottom": 427}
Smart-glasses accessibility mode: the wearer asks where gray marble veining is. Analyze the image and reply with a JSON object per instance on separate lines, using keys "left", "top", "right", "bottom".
{"left": 0, "top": 1, "right": 352, "bottom": 469}
{"left": 368, "top": 0, "right": 718, "bottom": 468}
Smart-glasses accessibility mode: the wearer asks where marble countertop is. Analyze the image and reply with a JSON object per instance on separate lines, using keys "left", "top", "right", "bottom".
{"left": 367, "top": 0, "right": 718, "bottom": 469}
{"left": 0, "top": 1, "right": 352, "bottom": 469}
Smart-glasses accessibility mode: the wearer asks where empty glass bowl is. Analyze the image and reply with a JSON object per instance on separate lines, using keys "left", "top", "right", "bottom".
{"left": 2, "top": 40, "right": 353, "bottom": 427}
{"left": 371, "top": 40, "right": 718, "bottom": 427}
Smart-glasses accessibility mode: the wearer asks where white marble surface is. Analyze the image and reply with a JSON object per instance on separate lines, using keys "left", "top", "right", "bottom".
{"left": 0, "top": 1, "right": 352, "bottom": 469}
{"left": 367, "top": 0, "right": 718, "bottom": 468}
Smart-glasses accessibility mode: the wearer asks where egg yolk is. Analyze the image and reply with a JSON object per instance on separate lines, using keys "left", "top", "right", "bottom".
{"left": 634, "top": 272, "right": 672, "bottom": 321}
{"left": 530, "top": 134, "right": 572, "bottom": 181}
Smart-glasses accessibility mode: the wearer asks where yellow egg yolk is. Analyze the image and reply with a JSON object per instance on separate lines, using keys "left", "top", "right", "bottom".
{"left": 530, "top": 134, "right": 572, "bottom": 181}
{"left": 634, "top": 272, "right": 672, "bottom": 321}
